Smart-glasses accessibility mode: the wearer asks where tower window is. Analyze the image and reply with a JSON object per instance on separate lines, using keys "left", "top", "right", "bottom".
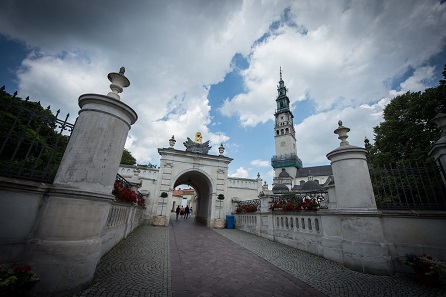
{"left": 276, "top": 130, "right": 279, "bottom": 135}
{"left": 281, "top": 129, "right": 284, "bottom": 135}
{"left": 285, "top": 128, "right": 289, "bottom": 134}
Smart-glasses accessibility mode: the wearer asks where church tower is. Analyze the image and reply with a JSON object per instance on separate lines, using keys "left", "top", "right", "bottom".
{"left": 271, "top": 68, "right": 302, "bottom": 190}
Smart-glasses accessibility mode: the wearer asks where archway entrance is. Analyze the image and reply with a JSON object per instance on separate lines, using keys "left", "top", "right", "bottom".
{"left": 155, "top": 145, "right": 232, "bottom": 227}
{"left": 174, "top": 170, "right": 212, "bottom": 225}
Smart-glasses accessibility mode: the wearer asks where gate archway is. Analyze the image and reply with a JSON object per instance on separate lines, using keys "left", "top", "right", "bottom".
{"left": 174, "top": 169, "right": 213, "bottom": 225}
{"left": 154, "top": 145, "right": 232, "bottom": 227}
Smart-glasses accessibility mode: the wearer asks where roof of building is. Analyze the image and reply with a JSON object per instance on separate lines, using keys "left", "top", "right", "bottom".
{"left": 172, "top": 188, "right": 195, "bottom": 197}
{"left": 291, "top": 184, "right": 301, "bottom": 191}
{"left": 278, "top": 168, "right": 291, "bottom": 178}
{"left": 272, "top": 183, "right": 289, "bottom": 193}
{"left": 295, "top": 165, "right": 332, "bottom": 178}
{"left": 301, "top": 180, "right": 323, "bottom": 191}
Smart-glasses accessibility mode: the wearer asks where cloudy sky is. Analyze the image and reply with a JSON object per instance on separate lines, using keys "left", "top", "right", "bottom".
{"left": 1, "top": 0, "right": 445, "bottom": 186}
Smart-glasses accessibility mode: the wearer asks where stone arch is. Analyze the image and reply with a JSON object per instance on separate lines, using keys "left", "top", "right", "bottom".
{"left": 157, "top": 147, "right": 233, "bottom": 227}
{"left": 172, "top": 169, "right": 215, "bottom": 225}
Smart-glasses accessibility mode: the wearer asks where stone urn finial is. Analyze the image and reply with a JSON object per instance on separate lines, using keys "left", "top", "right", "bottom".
{"left": 334, "top": 120, "right": 350, "bottom": 146}
{"left": 107, "top": 67, "right": 130, "bottom": 100}
{"left": 169, "top": 135, "right": 176, "bottom": 148}
{"left": 431, "top": 113, "right": 446, "bottom": 141}
{"left": 218, "top": 143, "right": 225, "bottom": 156}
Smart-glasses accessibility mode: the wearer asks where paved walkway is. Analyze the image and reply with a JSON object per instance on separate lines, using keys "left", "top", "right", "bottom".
{"left": 78, "top": 214, "right": 446, "bottom": 297}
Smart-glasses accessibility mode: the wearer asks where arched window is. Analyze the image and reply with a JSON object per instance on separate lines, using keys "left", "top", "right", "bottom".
{"left": 285, "top": 128, "right": 289, "bottom": 134}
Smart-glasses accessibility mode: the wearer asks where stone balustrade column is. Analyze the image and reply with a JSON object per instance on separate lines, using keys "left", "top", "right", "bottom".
{"left": 326, "top": 121, "right": 376, "bottom": 210}
{"left": 323, "top": 121, "right": 390, "bottom": 275}
{"left": 29, "top": 68, "right": 138, "bottom": 296}
{"left": 54, "top": 69, "right": 137, "bottom": 194}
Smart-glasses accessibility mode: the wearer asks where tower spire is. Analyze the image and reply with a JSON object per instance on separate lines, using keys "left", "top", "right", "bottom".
{"left": 272, "top": 66, "right": 302, "bottom": 176}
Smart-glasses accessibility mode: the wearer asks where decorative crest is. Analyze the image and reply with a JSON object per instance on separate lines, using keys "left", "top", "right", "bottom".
{"left": 183, "top": 135, "right": 211, "bottom": 154}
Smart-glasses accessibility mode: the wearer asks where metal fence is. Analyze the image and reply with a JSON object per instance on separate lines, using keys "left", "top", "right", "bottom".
{"left": 237, "top": 198, "right": 261, "bottom": 207}
{"left": 271, "top": 190, "right": 329, "bottom": 206}
{"left": 114, "top": 173, "right": 144, "bottom": 200}
{"left": 235, "top": 198, "right": 261, "bottom": 213}
{"left": 0, "top": 88, "right": 74, "bottom": 183}
{"left": 370, "top": 161, "right": 446, "bottom": 210}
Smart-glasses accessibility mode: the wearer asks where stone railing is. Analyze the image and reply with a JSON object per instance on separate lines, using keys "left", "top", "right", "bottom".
{"left": 234, "top": 200, "right": 446, "bottom": 275}
{"left": 100, "top": 202, "right": 145, "bottom": 257}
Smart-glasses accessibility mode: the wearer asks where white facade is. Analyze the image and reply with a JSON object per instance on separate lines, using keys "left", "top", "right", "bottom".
{"left": 117, "top": 146, "right": 264, "bottom": 227}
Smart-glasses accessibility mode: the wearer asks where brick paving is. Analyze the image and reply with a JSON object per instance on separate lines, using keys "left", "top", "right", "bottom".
{"left": 77, "top": 226, "right": 170, "bottom": 297}
{"left": 170, "top": 215, "right": 323, "bottom": 297}
{"left": 214, "top": 228, "right": 446, "bottom": 297}
{"left": 77, "top": 214, "right": 446, "bottom": 296}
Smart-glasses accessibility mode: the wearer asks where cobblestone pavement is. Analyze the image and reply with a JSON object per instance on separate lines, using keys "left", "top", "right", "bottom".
{"left": 77, "top": 226, "right": 171, "bottom": 297}
{"left": 170, "top": 215, "right": 323, "bottom": 297}
{"left": 214, "top": 229, "right": 446, "bottom": 297}
{"left": 77, "top": 215, "right": 446, "bottom": 297}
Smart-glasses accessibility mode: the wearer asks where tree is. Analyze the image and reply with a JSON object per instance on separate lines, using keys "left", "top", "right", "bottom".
{"left": 440, "top": 64, "right": 446, "bottom": 86}
{"left": 0, "top": 88, "right": 71, "bottom": 181}
{"left": 120, "top": 148, "right": 136, "bottom": 165}
{"left": 137, "top": 162, "right": 158, "bottom": 169}
{"left": 369, "top": 67, "right": 446, "bottom": 167}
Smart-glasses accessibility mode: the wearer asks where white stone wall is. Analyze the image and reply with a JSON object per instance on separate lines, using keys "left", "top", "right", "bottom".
{"left": 227, "top": 177, "right": 262, "bottom": 200}
{"left": 235, "top": 210, "right": 446, "bottom": 275}
{"left": 0, "top": 176, "right": 145, "bottom": 288}
{"left": 117, "top": 153, "right": 263, "bottom": 226}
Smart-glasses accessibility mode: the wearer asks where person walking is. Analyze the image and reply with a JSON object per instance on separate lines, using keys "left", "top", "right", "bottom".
{"left": 180, "top": 206, "right": 184, "bottom": 218}
{"left": 185, "top": 206, "right": 190, "bottom": 219}
{"left": 175, "top": 205, "right": 180, "bottom": 220}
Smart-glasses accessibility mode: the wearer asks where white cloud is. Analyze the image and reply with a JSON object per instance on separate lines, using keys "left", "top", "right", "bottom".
{"left": 0, "top": 0, "right": 288, "bottom": 165}
{"left": 399, "top": 66, "right": 436, "bottom": 93}
{"left": 221, "top": 0, "right": 446, "bottom": 127}
{"left": 251, "top": 159, "right": 270, "bottom": 167}
{"left": 294, "top": 103, "right": 384, "bottom": 166}
{"left": 230, "top": 167, "right": 250, "bottom": 178}
{"left": 0, "top": 0, "right": 445, "bottom": 184}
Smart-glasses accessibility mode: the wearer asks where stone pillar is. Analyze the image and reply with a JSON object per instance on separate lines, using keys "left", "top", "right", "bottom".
{"left": 323, "top": 121, "right": 390, "bottom": 275}
{"left": 429, "top": 113, "right": 446, "bottom": 186}
{"left": 260, "top": 196, "right": 271, "bottom": 213}
{"left": 326, "top": 121, "right": 376, "bottom": 210}
{"left": 28, "top": 68, "right": 138, "bottom": 295}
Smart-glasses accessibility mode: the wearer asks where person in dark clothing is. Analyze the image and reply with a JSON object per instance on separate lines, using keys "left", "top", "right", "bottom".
{"left": 175, "top": 206, "right": 180, "bottom": 220}
{"left": 185, "top": 206, "right": 190, "bottom": 219}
